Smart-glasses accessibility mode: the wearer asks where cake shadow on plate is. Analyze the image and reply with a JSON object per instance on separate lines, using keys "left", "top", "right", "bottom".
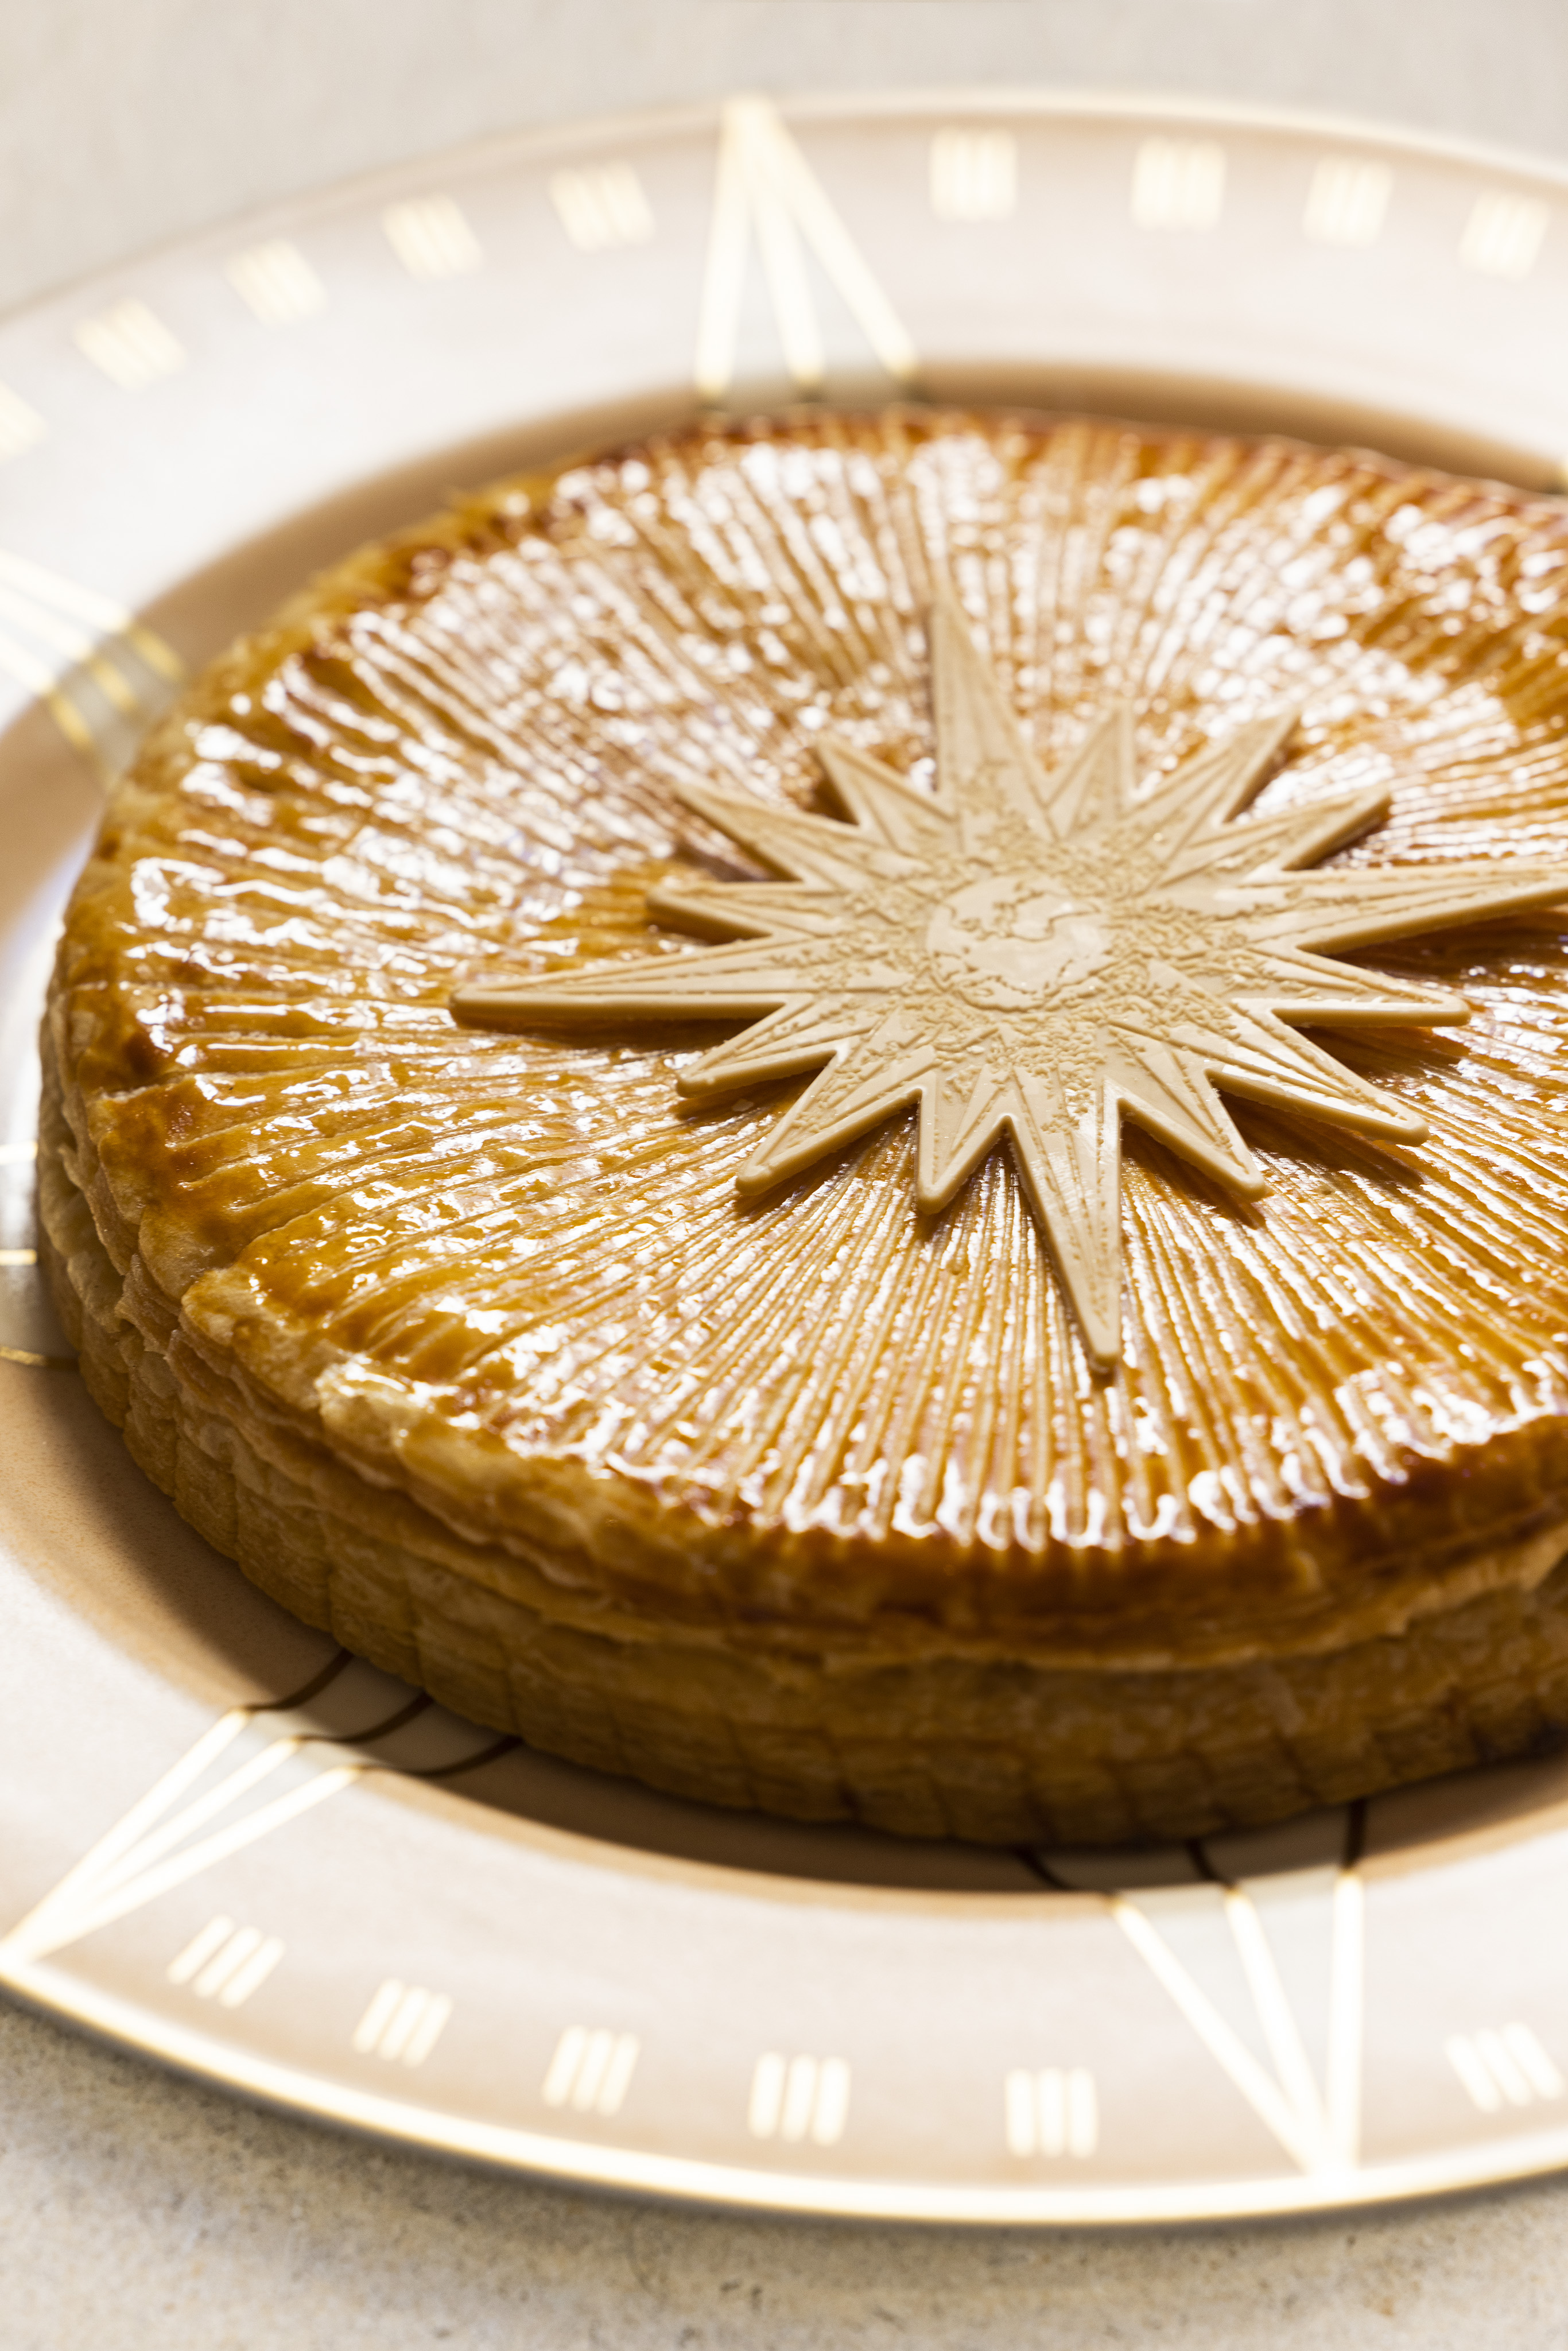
{"left": 18, "top": 1283, "right": 1568, "bottom": 1902}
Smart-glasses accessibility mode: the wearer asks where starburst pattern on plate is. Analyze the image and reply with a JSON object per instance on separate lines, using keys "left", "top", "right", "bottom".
{"left": 454, "top": 595, "right": 1568, "bottom": 1368}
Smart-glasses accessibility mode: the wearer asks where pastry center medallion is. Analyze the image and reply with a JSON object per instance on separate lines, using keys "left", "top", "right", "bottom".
{"left": 454, "top": 591, "right": 1568, "bottom": 1370}
{"left": 925, "top": 877, "right": 1111, "bottom": 1010}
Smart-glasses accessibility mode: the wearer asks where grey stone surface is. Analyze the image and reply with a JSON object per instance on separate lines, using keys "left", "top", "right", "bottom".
{"left": 7, "top": 3, "right": 1568, "bottom": 2343}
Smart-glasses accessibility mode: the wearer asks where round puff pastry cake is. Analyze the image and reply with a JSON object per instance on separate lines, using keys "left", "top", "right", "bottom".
{"left": 41, "top": 408, "right": 1568, "bottom": 1846}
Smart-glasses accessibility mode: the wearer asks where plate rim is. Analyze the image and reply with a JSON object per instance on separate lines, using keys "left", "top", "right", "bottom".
{"left": 15, "top": 83, "right": 1568, "bottom": 332}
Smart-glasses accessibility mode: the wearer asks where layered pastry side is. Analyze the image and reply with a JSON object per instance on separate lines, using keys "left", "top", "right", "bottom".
{"left": 40, "top": 408, "right": 1568, "bottom": 1845}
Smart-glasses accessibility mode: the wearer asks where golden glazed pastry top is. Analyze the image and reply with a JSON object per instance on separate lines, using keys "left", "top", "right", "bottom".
{"left": 453, "top": 588, "right": 1562, "bottom": 1370}
{"left": 50, "top": 410, "right": 1568, "bottom": 1671}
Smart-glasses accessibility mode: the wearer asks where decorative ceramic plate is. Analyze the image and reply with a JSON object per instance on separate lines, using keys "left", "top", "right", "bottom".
{"left": 7, "top": 90, "right": 1568, "bottom": 2223}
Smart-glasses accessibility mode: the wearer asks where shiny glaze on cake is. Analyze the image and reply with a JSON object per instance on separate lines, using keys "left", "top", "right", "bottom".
{"left": 49, "top": 410, "right": 1568, "bottom": 1685}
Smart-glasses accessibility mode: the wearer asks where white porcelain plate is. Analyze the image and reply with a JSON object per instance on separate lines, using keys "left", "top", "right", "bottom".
{"left": 6, "top": 91, "right": 1568, "bottom": 2222}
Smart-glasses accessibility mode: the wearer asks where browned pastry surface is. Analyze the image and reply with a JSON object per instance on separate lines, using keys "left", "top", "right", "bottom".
{"left": 42, "top": 408, "right": 1568, "bottom": 1840}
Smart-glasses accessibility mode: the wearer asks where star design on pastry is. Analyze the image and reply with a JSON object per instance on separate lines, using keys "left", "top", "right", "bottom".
{"left": 453, "top": 594, "right": 1568, "bottom": 1369}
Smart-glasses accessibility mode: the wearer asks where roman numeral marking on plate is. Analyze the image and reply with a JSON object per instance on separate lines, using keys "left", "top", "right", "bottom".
{"left": 352, "top": 1978, "right": 453, "bottom": 2067}
{"left": 73, "top": 298, "right": 186, "bottom": 390}
{"left": 1, "top": 1709, "right": 358, "bottom": 1966}
{"left": 930, "top": 128, "right": 1017, "bottom": 223}
{"left": 550, "top": 163, "right": 655, "bottom": 253}
{"left": 383, "top": 195, "right": 483, "bottom": 281}
{"left": 1447, "top": 2024, "right": 1565, "bottom": 2113}
{"left": 0, "top": 383, "right": 44, "bottom": 460}
{"left": 1004, "top": 2065, "right": 1098, "bottom": 2159}
{"left": 541, "top": 2026, "right": 640, "bottom": 2117}
{"left": 696, "top": 95, "right": 918, "bottom": 402}
{"left": 1130, "top": 137, "right": 1226, "bottom": 232}
{"left": 0, "top": 1655, "right": 510, "bottom": 1969}
{"left": 168, "top": 1914, "right": 284, "bottom": 2009}
{"left": 1303, "top": 157, "right": 1392, "bottom": 248}
{"left": 1109, "top": 1852, "right": 1364, "bottom": 2176}
{"left": 227, "top": 240, "right": 328, "bottom": 325}
{"left": 1459, "top": 189, "right": 1550, "bottom": 280}
{"left": 0, "top": 545, "right": 183, "bottom": 776}
{"left": 746, "top": 2051, "right": 851, "bottom": 2147}
{"left": 0, "top": 1345, "right": 72, "bottom": 1371}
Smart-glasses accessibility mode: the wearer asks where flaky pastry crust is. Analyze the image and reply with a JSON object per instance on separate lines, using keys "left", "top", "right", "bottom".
{"left": 42, "top": 409, "right": 1568, "bottom": 1840}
